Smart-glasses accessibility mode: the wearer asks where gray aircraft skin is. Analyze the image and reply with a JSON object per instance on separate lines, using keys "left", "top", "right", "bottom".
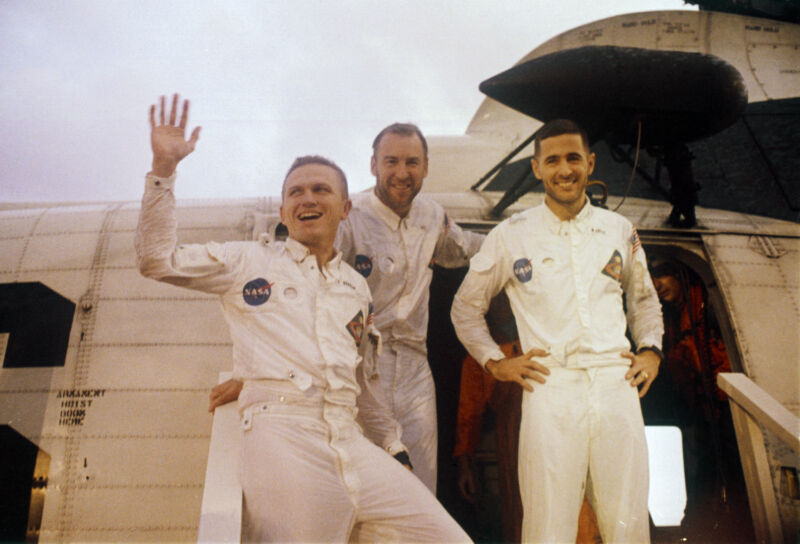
{"left": 1, "top": 6, "right": 798, "bottom": 543}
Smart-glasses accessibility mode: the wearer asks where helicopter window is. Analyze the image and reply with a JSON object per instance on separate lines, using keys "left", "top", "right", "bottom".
{"left": 0, "top": 282, "right": 74, "bottom": 368}
{"left": 482, "top": 157, "right": 536, "bottom": 192}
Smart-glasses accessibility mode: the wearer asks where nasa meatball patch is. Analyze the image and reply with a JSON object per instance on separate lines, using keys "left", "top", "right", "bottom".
{"left": 513, "top": 258, "right": 532, "bottom": 283}
{"left": 602, "top": 250, "right": 623, "bottom": 282}
{"left": 354, "top": 254, "right": 373, "bottom": 278}
{"left": 346, "top": 310, "right": 365, "bottom": 347}
{"left": 243, "top": 278, "right": 272, "bottom": 306}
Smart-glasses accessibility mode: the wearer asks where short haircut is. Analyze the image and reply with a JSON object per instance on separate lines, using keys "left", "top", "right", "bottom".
{"left": 534, "top": 119, "right": 590, "bottom": 158}
{"left": 282, "top": 155, "right": 348, "bottom": 199}
{"left": 372, "top": 123, "right": 428, "bottom": 158}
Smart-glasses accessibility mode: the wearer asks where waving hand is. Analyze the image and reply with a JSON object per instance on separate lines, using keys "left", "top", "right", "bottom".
{"left": 150, "top": 93, "right": 201, "bottom": 177}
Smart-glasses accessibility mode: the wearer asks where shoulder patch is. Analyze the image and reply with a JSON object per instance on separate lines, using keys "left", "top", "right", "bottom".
{"left": 346, "top": 310, "right": 365, "bottom": 347}
{"left": 602, "top": 250, "right": 623, "bottom": 283}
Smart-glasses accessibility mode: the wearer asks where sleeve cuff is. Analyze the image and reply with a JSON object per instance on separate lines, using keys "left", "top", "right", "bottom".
{"left": 637, "top": 345, "right": 664, "bottom": 361}
{"left": 385, "top": 440, "right": 407, "bottom": 456}
{"left": 145, "top": 171, "right": 177, "bottom": 190}
{"left": 478, "top": 347, "right": 506, "bottom": 369}
{"left": 636, "top": 337, "right": 663, "bottom": 353}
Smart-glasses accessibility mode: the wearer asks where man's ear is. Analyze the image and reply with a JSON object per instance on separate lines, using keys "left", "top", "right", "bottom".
{"left": 341, "top": 198, "right": 352, "bottom": 220}
{"left": 530, "top": 157, "right": 542, "bottom": 180}
{"left": 587, "top": 152, "right": 596, "bottom": 176}
{"left": 370, "top": 155, "right": 377, "bottom": 177}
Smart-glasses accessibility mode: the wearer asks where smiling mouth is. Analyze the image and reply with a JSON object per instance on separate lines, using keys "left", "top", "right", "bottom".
{"left": 298, "top": 211, "right": 322, "bottom": 221}
{"left": 553, "top": 179, "right": 576, "bottom": 187}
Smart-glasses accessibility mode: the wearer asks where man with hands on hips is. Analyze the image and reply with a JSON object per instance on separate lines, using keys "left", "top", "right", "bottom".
{"left": 451, "top": 118, "right": 663, "bottom": 543}
{"left": 137, "top": 94, "right": 471, "bottom": 543}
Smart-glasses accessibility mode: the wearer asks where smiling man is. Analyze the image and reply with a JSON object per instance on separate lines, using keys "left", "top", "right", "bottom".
{"left": 136, "top": 94, "right": 471, "bottom": 542}
{"left": 335, "top": 123, "right": 485, "bottom": 493}
{"left": 451, "top": 118, "right": 664, "bottom": 543}
{"left": 207, "top": 122, "right": 484, "bottom": 494}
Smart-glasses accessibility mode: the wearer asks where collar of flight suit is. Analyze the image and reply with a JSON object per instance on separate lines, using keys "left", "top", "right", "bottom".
{"left": 541, "top": 197, "right": 594, "bottom": 235}
{"left": 284, "top": 236, "right": 344, "bottom": 275}
{"left": 368, "top": 189, "right": 419, "bottom": 232}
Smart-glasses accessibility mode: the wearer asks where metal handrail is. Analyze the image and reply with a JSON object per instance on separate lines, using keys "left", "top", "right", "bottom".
{"left": 718, "top": 372, "right": 800, "bottom": 454}
{"left": 717, "top": 372, "right": 800, "bottom": 544}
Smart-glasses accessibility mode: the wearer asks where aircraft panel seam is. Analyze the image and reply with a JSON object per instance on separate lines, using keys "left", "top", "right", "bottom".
{"left": 100, "top": 296, "right": 217, "bottom": 301}
{"left": 693, "top": 260, "right": 786, "bottom": 267}
{"left": 86, "top": 342, "right": 232, "bottom": 347}
{"left": 719, "top": 282, "right": 800, "bottom": 289}
{"left": 14, "top": 229, "right": 110, "bottom": 236}
{"left": 56, "top": 204, "right": 120, "bottom": 540}
{"left": 13, "top": 208, "right": 47, "bottom": 281}
{"left": 4, "top": 265, "right": 166, "bottom": 272}
{"left": 34, "top": 433, "right": 211, "bottom": 440}
{"left": 69, "top": 483, "right": 204, "bottom": 489}
{"left": 2, "top": 267, "right": 91, "bottom": 274}
{"left": 47, "top": 526, "right": 197, "bottom": 532}
{"left": 745, "top": 43, "right": 771, "bottom": 99}
{"left": 0, "top": 388, "right": 54, "bottom": 394}
{"left": 0, "top": 388, "right": 212, "bottom": 394}
{"left": 773, "top": 253, "right": 800, "bottom": 321}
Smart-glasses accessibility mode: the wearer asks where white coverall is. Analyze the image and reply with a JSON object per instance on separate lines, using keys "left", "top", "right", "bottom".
{"left": 136, "top": 173, "right": 471, "bottom": 543}
{"left": 451, "top": 202, "right": 663, "bottom": 543}
{"left": 336, "top": 190, "right": 484, "bottom": 492}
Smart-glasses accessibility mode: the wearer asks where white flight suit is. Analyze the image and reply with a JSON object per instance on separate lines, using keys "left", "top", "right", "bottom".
{"left": 451, "top": 201, "right": 663, "bottom": 543}
{"left": 136, "top": 172, "right": 471, "bottom": 543}
{"left": 336, "top": 190, "right": 484, "bottom": 493}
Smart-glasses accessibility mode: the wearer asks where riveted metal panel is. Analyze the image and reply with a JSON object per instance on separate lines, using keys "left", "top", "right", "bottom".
{"left": 703, "top": 233, "right": 799, "bottom": 412}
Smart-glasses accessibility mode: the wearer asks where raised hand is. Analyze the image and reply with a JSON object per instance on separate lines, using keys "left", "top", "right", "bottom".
{"left": 150, "top": 93, "right": 201, "bottom": 177}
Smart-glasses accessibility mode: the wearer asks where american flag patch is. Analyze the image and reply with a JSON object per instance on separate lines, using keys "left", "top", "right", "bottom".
{"left": 630, "top": 228, "right": 642, "bottom": 254}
